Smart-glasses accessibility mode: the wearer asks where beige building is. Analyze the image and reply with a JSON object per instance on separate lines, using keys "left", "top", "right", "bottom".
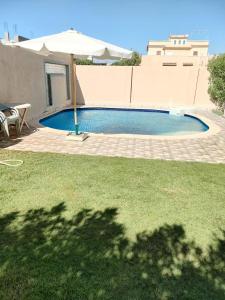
{"left": 147, "top": 34, "right": 209, "bottom": 57}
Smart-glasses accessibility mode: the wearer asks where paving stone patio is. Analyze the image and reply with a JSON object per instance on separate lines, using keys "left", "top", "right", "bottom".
{"left": 1, "top": 110, "right": 225, "bottom": 164}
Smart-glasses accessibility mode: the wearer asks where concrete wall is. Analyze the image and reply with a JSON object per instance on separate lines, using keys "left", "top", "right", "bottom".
{"left": 0, "top": 44, "right": 213, "bottom": 125}
{"left": 76, "top": 66, "right": 132, "bottom": 106}
{"left": 131, "top": 66, "right": 196, "bottom": 106}
{"left": 0, "top": 43, "right": 71, "bottom": 121}
{"left": 76, "top": 56, "right": 213, "bottom": 108}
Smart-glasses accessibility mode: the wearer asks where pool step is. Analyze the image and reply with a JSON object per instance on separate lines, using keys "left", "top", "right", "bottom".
{"left": 169, "top": 109, "right": 184, "bottom": 116}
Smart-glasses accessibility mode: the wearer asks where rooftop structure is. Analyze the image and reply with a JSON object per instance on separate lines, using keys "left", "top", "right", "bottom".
{"left": 147, "top": 34, "right": 209, "bottom": 57}
{"left": 0, "top": 31, "right": 29, "bottom": 45}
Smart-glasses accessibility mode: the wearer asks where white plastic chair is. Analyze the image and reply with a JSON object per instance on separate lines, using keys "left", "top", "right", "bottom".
{"left": 0, "top": 107, "right": 20, "bottom": 138}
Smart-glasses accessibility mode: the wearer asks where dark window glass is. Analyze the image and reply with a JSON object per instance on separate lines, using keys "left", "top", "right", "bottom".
{"left": 47, "top": 74, "right": 53, "bottom": 106}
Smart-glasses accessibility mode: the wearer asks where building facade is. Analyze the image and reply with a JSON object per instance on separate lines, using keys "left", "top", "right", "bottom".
{"left": 147, "top": 35, "right": 209, "bottom": 57}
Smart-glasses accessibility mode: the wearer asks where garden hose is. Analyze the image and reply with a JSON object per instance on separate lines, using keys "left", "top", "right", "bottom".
{"left": 0, "top": 160, "right": 23, "bottom": 167}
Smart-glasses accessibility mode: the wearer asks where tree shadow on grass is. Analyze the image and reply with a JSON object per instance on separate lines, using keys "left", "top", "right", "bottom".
{"left": 0, "top": 203, "right": 224, "bottom": 300}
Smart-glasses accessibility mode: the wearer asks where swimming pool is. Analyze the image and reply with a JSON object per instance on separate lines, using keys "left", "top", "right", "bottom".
{"left": 40, "top": 108, "right": 209, "bottom": 136}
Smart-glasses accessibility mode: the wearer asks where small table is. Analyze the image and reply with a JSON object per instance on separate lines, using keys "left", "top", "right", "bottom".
{"left": 2, "top": 103, "right": 31, "bottom": 131}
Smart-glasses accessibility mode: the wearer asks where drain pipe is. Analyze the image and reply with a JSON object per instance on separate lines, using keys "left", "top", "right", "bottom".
{"left": 129, "top": 66, "right": 134, "bottom": 104}
{"left": 193, "top": 58, "right": 203, "bottom": 105}
{"left": 193, "top": 68, "right": 200, "bottom": 105}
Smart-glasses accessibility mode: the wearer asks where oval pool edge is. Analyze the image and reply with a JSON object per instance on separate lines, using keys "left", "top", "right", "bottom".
{"left": 38, "top": 107, "right": 221, "bottom": 140}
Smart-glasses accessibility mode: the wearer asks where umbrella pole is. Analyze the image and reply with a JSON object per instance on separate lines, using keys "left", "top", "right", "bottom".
{"left": 71, "top": 53, "right": 79, "bottom": 135}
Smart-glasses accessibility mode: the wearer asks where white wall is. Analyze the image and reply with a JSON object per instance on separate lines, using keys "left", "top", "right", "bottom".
{"left": 0, "top": 43, "right": 71, "bottom": 121}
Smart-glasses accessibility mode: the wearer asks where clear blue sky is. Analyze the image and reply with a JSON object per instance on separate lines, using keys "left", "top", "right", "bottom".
{"left": 1, "top": 0, "right": 225, "bottom": 54}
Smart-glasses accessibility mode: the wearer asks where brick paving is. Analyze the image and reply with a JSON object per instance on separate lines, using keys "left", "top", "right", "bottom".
{"left": 1, "top": 110, "right": 225, "bottom": 164}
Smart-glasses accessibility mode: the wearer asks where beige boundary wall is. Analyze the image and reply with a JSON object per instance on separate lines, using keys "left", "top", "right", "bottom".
{"left": 76, "top": 66, "right": 132, "bottom": 106}
{"left": 0, "top": 45, "right": 213, "bottom": 124}
{"left": 0, "top": 43, "right": 71, "bottom": 121}
{"left": 76, "top": 55, "right": 213, "bottom": 108}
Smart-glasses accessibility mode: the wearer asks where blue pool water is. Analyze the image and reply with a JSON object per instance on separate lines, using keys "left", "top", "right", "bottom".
{"left": 40, "top": 108, "right": 209, "bottom": 136}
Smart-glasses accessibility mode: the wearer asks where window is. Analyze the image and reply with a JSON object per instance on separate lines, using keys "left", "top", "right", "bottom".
{"left": 183, "top": 40, "right": 186, "bottom": 45}
{"left": 162, "top": 62, "right": 177, "bottom": 66}
{"left": 174, "top": 40, "right": 177, "bottom": 45}
{"left": 156, "top": 50, "right": 161, "bottom": 55}
{"left": 46, "top": 74, "right": 53, "bottom": 106}
{"left": 45, "top": 63, "right": 71, "bottom": 105}
{"left": 183, "top": 63, "right": 193, "bottom": 66}
{"left": 45, "top": 63, "right": 66, "bottom": 74}
{"left": 179, "top": 40, "right": 181, "bottom": 45}
{"left": 193, "top": 51, "right": 198, "bottom": 56}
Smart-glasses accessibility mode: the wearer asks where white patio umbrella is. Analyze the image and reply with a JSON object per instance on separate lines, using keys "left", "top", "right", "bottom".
{"left": 17, "top": 29, "right": 132, "bottom": 135}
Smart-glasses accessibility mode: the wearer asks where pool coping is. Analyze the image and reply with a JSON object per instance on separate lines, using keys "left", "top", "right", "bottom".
{"left": 34, "top": 105, "right": 221, "bottom": 141}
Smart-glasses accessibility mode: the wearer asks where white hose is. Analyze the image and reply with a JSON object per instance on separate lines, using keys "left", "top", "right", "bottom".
{"left": 0, "top": 160, "right": 23, "bottom": 167}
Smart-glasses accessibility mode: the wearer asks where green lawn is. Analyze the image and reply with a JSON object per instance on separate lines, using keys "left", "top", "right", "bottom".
{"left": 0, "top": 150, "right": 225, "bottom": 300}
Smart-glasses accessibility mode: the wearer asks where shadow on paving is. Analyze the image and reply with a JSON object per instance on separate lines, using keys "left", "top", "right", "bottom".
{"left": 0, "top": 126, "right": 38, "bottom": 147}
{"left": 0, "top": 203, "right": 224, "bottom": 299}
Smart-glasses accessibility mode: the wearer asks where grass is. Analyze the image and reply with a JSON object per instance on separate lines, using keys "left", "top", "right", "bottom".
{"left": 0, "top": 150, "right": 225, "bottom": 299}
